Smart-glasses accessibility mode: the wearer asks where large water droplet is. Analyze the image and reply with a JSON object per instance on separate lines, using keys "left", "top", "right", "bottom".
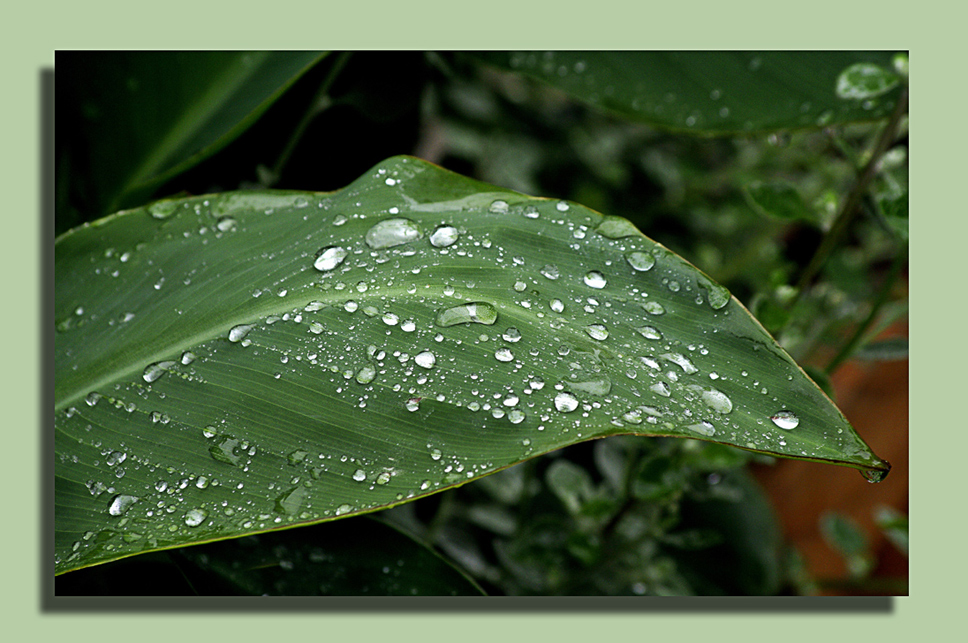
{"left": 435, "top": 302, "right": 498, "bottom": 327}
{"left": 495, "top": 348, "right": 514, "bottom": 362}
{"left": 699, "top": 277, "right": 730, "bottom": 310}
{"left": 314, "top": 246, "right": 348, "bottom": 271}
{"left": 184, "top": 508, "right": 208, "bottom": 527}
{"left": 584, "top": 324, "right": 609, "bottom": 341}
{"left": 228, "top": 324, "right": 255, "bottom": 342}
{"left": 583, "top": 271, "right": 607, "bottom": 289}
{"left": 650, "top": 382, "right": 671, "bottom": 397}
{"left": 567, "top": 376, "right": 611, "bottom": 396}
{"left": 554, "top": 391, "right": 579, "bottom": 413}
{"left": 540, "top": 264, "right": 560, "bottom": 280}
{"left": 596, "top": 216, "right": 639, "bottom": 239}
{"left": 550, "top": 298, "right": 565, "bottom": 313}
{"left": 642, "top": 301, "right": 665, "bottom": 315}
{"left": 148, "top": 201, "right": 178, "bottom": 220}
{"left": 108, "top": 494, "right": 139, "bottom": 516}
{"left": 142, "top": 361, "right": 176, "bottom": 383}
{"left": 626, "top": 251, "right": 655, "bottom": 272}
{"left": 430, "top": 225, "right": 460, "bottom": 248}
{"left": 636, "top": 326, "right": 662, "bottom": 340}
{"left": 770, "top": 410, "right": 799, "bottom": 430}
{"left": 356, "top": 364, "right": 377, "bottom": 384}
{"left": 701, "top": 389, "right": 733, "bottom": 414}
{"left": 365, "top": 218, "right": 423, "bottom": 249}
{"left": 862, "top": 467, "right": 889, "bottom": 483}
{"left": 685, "top": 421, "right": 716, "bottom": 437}
{"left": 415, "top": 351, "right": 436, "bottom": 369}
{"left": 661, "top": 353, "right": 698, "bottom": 374}
{"left": 489, "top": 200, "right": 510, "bottom": 214}
{"left": 502, "top": 327, "right": 522, "bottom": 343}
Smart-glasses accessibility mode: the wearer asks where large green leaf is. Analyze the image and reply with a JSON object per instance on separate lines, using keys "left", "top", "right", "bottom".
{"left": 54, "top": 155, "right": 888, "bottom": 575}
{"left": 471, "top": 52, "right": 903, "bottom": 134}
{"left": 57, "top": 51, "right": 327, "bottom": 217}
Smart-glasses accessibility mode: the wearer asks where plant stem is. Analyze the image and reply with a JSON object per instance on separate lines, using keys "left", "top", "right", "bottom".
{"left": 825, "top": 245, "right": 907, "bottom": 375}
{"left": 268, "top": 51, "right": 352, "bottom": 184}
{"left": 792, "top": 87, "right": 908, "bottom": 302}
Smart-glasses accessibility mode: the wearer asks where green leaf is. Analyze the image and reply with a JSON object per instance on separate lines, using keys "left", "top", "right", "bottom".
{"left": 820, "top": 512, "right": 874, "bottom": 578}
{"left": 855, "top": 337, "right": 908, "bottom": 361}
{"left": 743, "top": 180, "right": 818, "bottom": 223}
{"left": 55, "top": 155, "right": 888, "bottom": 575}
{"left": 471, "top": 51, "right": 902, "bottom": 135}
{"left": 58, "top": 51, "right": 327, "bottom": 217}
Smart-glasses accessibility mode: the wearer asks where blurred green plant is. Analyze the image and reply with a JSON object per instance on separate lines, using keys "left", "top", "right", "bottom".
{"left": 54, "top": 51, "right": 908, "bottom": 596}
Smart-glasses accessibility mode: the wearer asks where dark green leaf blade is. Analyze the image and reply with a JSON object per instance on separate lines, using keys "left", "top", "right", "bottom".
{"left": 55, "top": 156, "right": 888, "bottom": 575}
{"left": 471, "top": 52, "right": 902, "bottom": 134}
{"left": 58, "top": 51, "right": 327, "bottom": 216}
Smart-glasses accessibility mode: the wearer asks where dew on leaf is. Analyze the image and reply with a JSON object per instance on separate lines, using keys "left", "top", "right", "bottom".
{"left": 636, "top": 326, "right": 662, "bottom": 340}
{"left": 429, "top": 225, "right": 460, "bottom": 248}
{"left": 642, "top": 301, "right": 665, "bottom": 315}
{"left": 771, "top": 410, "right": 800, "bottom": 430}
{"left": 596, "top": 216, "right": 640, "bottom": 239}
{"left": 365, "top": 218, "right": 423, "bottom": 249}
{"left": 583, "top": 271, "right": 607, "bottom": 289}
{"left": 502, "top": 328, "right": 522, "bottom": 342}
{"left": 108, "top": 494, "right": 139, "bottom": 516}
{"left": 314, "top": 246, "right": 348, "bottom": 271}
{"left": 661, "top": 353, "right": 698, "bottom": 374}
{"left": 355, "top": 365, "right": 377, "bottom": 384}
{"left": 415, "top": 351, "right": 436, "bottom": 369}
{"left": 554, "top": 391, "right": 579, "bottom": 413}
{"left": 228, "top": 324, "right": 255, "bottom": 342}
{"left": 495, "top": 348, "right": 514, "bottom": 362}
{"left": 584, "top": 324, "right": 609, "bottom": 341}
{"left": 435, "top": 302, "right": 498, "bottom": 327}
{"left": 540, "top": 264, "right": 560, "bottom": 280}
{"left": 626, "top": 251, "right": 655, "bottom": 272}
{"left": 142, "top": 361, "right": 176, "bottom": 383}
{"left": 489, "top": 200, "right": 509, "bottom": 214}
{"left": 701, "top": 388, "right": 733, "bottom": 414}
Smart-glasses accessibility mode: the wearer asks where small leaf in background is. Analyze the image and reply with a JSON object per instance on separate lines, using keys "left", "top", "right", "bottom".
{"left": 744, "top": 180, "right": 818, "bottom": 223}
{"left": 835, "top": 63, "right": 901, "bottom": 101}
{"left": 820, "top": 512, "right": 874, "bottom": 578}
{"left": 856, "top": 337, "right": 908, "bottom": 362}
{"left": 875, "top": 506, "right": 908, "bottom": 556}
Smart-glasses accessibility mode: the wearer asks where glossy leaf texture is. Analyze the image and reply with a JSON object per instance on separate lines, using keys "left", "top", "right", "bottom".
{"left": 471, "top": 51, "right": 903, "bottom": 135}
{"left": 54, "top": 155, "right": 888, "bottom": 575}
{"left": 57, "top": 51, "right": 327, "bottom": 217}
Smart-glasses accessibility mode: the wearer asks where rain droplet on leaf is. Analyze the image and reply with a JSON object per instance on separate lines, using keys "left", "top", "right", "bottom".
{"left": 365, "top": 218, "right": 423, "bottom": 249}
{"left": 314, "top": 246, "right": 348, "bottom": 271}
{"left": 435, "top": 302, "right": 499, "bottom": 327}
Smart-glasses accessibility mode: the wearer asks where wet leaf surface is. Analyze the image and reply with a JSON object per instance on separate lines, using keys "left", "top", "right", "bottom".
{"left": 55, "top": 156, "right": 888, "bottom": 575}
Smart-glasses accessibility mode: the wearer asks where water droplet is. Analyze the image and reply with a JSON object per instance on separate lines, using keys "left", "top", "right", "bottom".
{"left": 314, "top": 246, "right": 348, "bottom": 271}
{"left": 636, "top": 326, "right": 662, "bottom": 340}
{"left": 701, "top": 389, "right": 733, "bottom": 414}
{"left": 523, "top": 206, "right": 540, "bottom": 219}
{"left": 554, "top": 391, "right": 579, "bottom": 413}
{"left": 405, "top": 398, "right": 421, "bottom": 412}
{"left": 770, "top": 410, "right": 799, "bottom": 430}
{"left": 142, "top": 361, "right": 176, "bottom": 383}
{"left": 661, "top": 353, "right": 698, "bottom": 374}
{"left": 435, "top": 302, "right": 498, "bottom": 327}
{"left": 567, "top": 376, "right": 611, "bottom": 396}
{"left": 148, "top": 201, "right": 178, "bottom": 219}
{"left": 353, "top": 469, "right": 367, "bottom": 482}
{"left": 596, "top": 216, "right": 639, "bottom": 239}
{"left": 184, "top": 508, "right": 207, "bottom": 527}
{"left": 513, "top": 280, "right": 527, "bottom": 292}
{"left": 625, "top": 251, "right": 655, "bottom": 272}
{"left": 228, "top": 324, "right": 255, "bottom": 342}
{"left": 862, "top": 468, "right": 889, "bottom": 483}
{"left": 699, "top": 277, "right": 730, "bottom": 310}
{"left": 540, "top": 264, "right": 560, "bottom": 280}
{"left": 502, "top": 327, "right": 522, "bottom": 342}
{"left": 216, "top": 216, "right": 237, "bottom": 232}
{"left": 415, "top": 351, "right": 436, "bottom": 369}
{"left": 85, "top": 392, "right": 101, "bottom": 406}
{"left": 650, "top": 382, "right": 671, "bottom": 397}
{"left": 584, "top": 324, "right": 609, "bottom": 341}
{"left": 180, "top": 351, "right": 197, "bottom": 365}
{"left": 376, "top": 471, "right": 392, "bottom": 485}
{"left": 685, "top": 421, "right": 716, "bottom": 437}
{"left": 835, "top": 62, "right": 900, "bottom": 101}
{"left": 344, "top": 301, "right": 359, "bottom": 313}
{"left": 335, "top": 504, "right": 353, "bottom": 516}
{"left": 489, "top": 200, "right": 510, "bottom": 214}
{"left": 108, "top": 494, "right": 139, "bottom": 516}
{"left": 106, "top": 451, "right": 126, "bottom": 467}
{"left": 508, "top": 409, "right": 526, "bottom": 424}
{"left": 365, "top": 218, "right": 423, "bottom": 249}
{"left": 430, "top": 225, "right": 460, "bottom": 248}
{"left": 583, "top": 271, "right": 607, "bottom": 289}
{"left": 495, "top": 348, "right": 514, "bottom": 362}
{"left": 642, "top": 301, "right": 665, "bottom": 315}
{"left": 556, "top": 201, "right": 570, "bottom": 212}
{"left": 382, "top": 312, "right": 400, "bottom": 326}
{"left": 356, "top": 365, "right": 377, "bottom": 384}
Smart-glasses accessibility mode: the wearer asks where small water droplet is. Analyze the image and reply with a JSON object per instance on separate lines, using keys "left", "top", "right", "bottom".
{"left": 540, "top": 264, "right": 560, "bottom": 280}
{"left": 85, "top": 392, "right": 101, "bottom": 406}
{"left": 435, "top": 302, "right": 499, "bottom": 327}
{"left": 148, "top": 201, "right": 178, "bottom": 220}
{"left": 495, "top": 348, "right": 514, "bottom": 362}
{"left": 365, "top": 218, "right": 423, "bottom": 249}
{"left": 701, "top": 389, "right": 733, "bottom": 414}
{"left": 356, "top": 365, "right": 377, "bottom": 384}
{"left": 554, "top": 391, "right": 579, "bottom": 413}
{"left": 661, "top": 353, "right": 698, "bottom": 374}
{"left": 583, "top": 271, "right": 607, "bottom": 289}
{"left": 862, "top": 468, "right": 889, "bottom": 483}
{"left": 502, "top": 327, "right": 522, "bottom": 342}
{"left": 180, "top": 351, "right": 197, "bottom": 365}
{"left": 770, "top": 410, "right": 799, "bottom": 430}
{"left": 353, "top": 469, "right": 367, "bottom": 482}
{"left": 314, "top": 246, "right": 348, "bottom": 271}
{"left": 216, "top": 216, "right": 237, "bottom": 232}
{"left": 642, "top": 301, "right": 665, "bottom": 315}
{"left": 430, "top": 225, "right": 460, "bottom": 248}
{"left": 382, "top": 312, "right": 400, "bottom": 326}
{"left": 489, "top": 200, "right": 510, "bottom": 214}
{"left": 513, "top": 280, "right": 527, "bottom": 292}
{"left": 685, "top": 421, "right": 716, "bottom": 437}
{"left": 556, "top": 201, "right": 570, "bottom": 212}
{"left": 650, "top": 382, "right": 671, "bottom": 397}
{"left": 405, "top": 398, "right": 421, "bottom": 412}
{"left": 430, "top": 448, "right": 442, "bottom": 461}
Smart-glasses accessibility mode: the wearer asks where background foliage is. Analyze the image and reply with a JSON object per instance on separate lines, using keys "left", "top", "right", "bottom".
{"left": 55, "top": 51, "right": 908, "bottom": 596}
